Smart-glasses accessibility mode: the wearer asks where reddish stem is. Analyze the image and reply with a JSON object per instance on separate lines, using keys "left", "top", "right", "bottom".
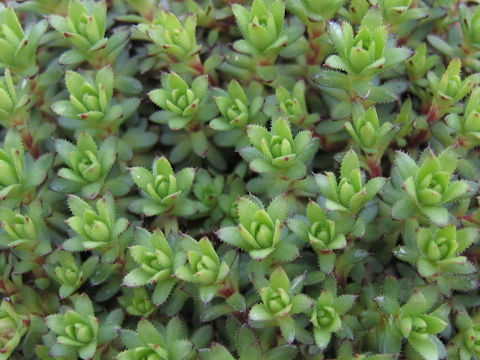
{"left": 191, "top": 61, "right": 205, "bottom": 75}
{"left": 21, "top": 130, "right": 41, "bottom": 158}
{"left": 335, "top": 269, "right": 347, "bottom": 288}
{"left": 367, "top": 158, "right": 382, "bottom": 177}
{"left": 426, "top": 106, "right": 440, "bottom": 123}
{"left": 306, "top": 26, "right": 325, "bottom": 65}
{"left": 219, "top": 286, "right": 236, "bottom": 299}
{"left": 459, "top": 214, "right": 479, "bottom": 225}
{"left": 408, "top": 129, "right": 430, "bottom": 148}
{"left": 314, "top": 133, "right": 347, "bottom": 152}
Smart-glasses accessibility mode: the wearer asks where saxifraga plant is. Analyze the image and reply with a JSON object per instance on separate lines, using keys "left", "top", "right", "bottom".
{"left": 1, "top": 0, "right": 480, "bottom": 360}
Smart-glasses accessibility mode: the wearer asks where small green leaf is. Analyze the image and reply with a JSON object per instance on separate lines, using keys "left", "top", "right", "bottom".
{"left": 314, "top": 327, "right": 331, "bottom": 349}
{"left": 291, "top": 294, "right": 314, "bottom": 314}
{"left": 123, "top": 268, "right": 151, "bottom": 287}
{"left": 392, "top": 199, "right": 418, "bottom": 220}
{"left": 208, "top": 343, "right": 236, "bottom": 360}
{"left": 402, "top": 291, "right": 427, "bottom": 316}
{"left": 408, "top": 336, "right": 438, "bottom": 360}
{"left": 216, "top": 226, "right": 250, "bottom": 250}
{"left": 249, "top": 304, "right": 273, "bottom": 321}
{"left": 270, "top": 267, "right": 290, "bottom": 290}
{"left": 341, "top": 150, "right": 359, "bottom": 179}
{"left": 422, "top": 206, "right": 449, "bottom": 227}
{"left": 278, "top": 316, "right": 296, "bottom": 343}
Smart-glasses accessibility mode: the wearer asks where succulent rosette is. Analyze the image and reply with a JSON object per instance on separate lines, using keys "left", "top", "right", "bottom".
{"left": 425, "top": 58, "right": 479, "bottom": 122}
{"left": 232, "top": 0, "right": 304, "bottom": 64}
{"left": 315, "top": 149, "right": 386, "bottom": 214}
{"left": 52, "top": 66, "right": 139, "bottom": 135}
{"left": 118, "top": 318, "right": 193, "bottom": 360}
{"left": 0, "top": 300, "right": 28, "bottom": 360}
{"left": 129, "top": 156, "right": 196, "bottom": 217}
{"left": 415, "top": 225, "right": 477, "bottom": 277}
{"left": 0, "top": 5, "right": 47, "bottom": 76}
{"left": 211, "top": 80, "right": 264, "bottom": 131}
{"left": 311, "top": 283, "right": 355, "bottom": 349}
{"left": 288, "top": 201, "right": 347, "bottom": 273}
{"left": 63, "top": 193, "right": 130, "bottom": 261}
{"left": 49, "top": 0, "right": 128, "bottom": 67}
{"left": 249, "top": 267, "right": 313, "bottom": 343}
{"left": 395, "top": 222, "right": 478, "bottom": 280}
{"left": 217, "top": 195, "right": 299, "bottom": 261}
{"left": 138, "top": 10, "right": 202, "bottom": 71}
{"left": 241, "top": 117, "right": 319, "bottom": 180}
{"left": 273, "top": 81, "right": 318, "bottom": 128}
{"left": 48, "top": 250, "right": 99, "bottom": 299}
{"left": 54, "top": 131, "right": 117, "bottom": 199}
{"left": 123, "top": 228, "right": 179, "bottom": 305}
{"left": 345, "top": 104, "right": 396, "bottom": 155}
{"left": 210, "top": 80, "right": 266, "bottom": 148}
{"left": 118, "top": 288, "right": 155, "bottom": 318}
{"left": 0, "top": 130, "right": 53, "bottom": 207}
{"left": 46, "top": 296, "right": 99, "bottom": 359}
{"left": 46, "top": 294, "right": 122, "bottom": 360}
{"left": 387, "top": 147, "right": 476, "bottom": 226}
{"left": 0, "top": 200, "right": 50, "bottom": 254}
{"left": 396, "top": 291, "right": 449, "bottom": 360}
{"left": 448, "top": 311, "right": 480, "bottom": 360}
{"left": 149, "top": 72, "right": 212, "bottom": 131}
{"left": 175, "top": 235, "right": 236, "bottom": 303}
{"left": 446, "top": 87, "right": 480, "bottom": 148}
{"left": 325, "top": 12, "right": 411, "bottom": 78}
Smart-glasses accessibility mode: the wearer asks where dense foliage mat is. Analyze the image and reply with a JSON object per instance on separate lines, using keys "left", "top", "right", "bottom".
{"left": 2, "top": 0, "right": 480, "bottom": 359}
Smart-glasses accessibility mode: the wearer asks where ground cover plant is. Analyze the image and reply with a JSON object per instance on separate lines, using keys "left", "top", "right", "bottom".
{"left": 1, "top": 0, "right": 480, "bottom": 359}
